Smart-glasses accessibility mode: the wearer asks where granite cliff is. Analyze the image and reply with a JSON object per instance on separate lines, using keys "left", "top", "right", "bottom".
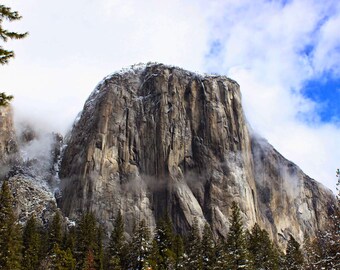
{"left": 0, "top": 105, "right": 60, "bottom": 224}
{"left": 57, "top": 63, "right": 336, "bottom": 245}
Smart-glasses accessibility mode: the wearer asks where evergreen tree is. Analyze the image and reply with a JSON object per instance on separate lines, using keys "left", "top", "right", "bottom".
{"left": 0, "top": 4, "right": 28, "bottom": 64}
{"left": 50, "top": 243, "right": 76, "bottom": 270}
{"left": 248, "top": 223, "right": 278, "bottom": 269}
{"left": 225, "top": 201, "right": 251, "bottom": 270}
{"left": 64, "top": 225, "right": 77, "bottom": 256}
{"left": 184, "top": 218, "right": 202, "bottom": 270}
{"left": 22, "top": 215, "right": 41, "bottom": 270}
{"left": 201, "top": 223, "right": 216, "bottom": 270}
{"left": 285, "top": 235, "right": 304, "bottom": 270}
{"left": 173, "top": 234, "right": 184, "bottom": 270}
{"left": 214, "top": 237, "right": 228, "bottom": 270}
{"left": 129, "top": 219, "right": 152, "bottom": 270}
{"left": 108, "top": 211, "right": 125, "bottom": 269}
{"left": 76, "top": 212, "right": 101, "bottom": 269}
{"left": 148, "top": 238, "right": 162, "bottom": 270}
{"left": 302, "top": 235, "right": 320, "bottom": 270}
{"left": 154, "top": 215, "right": 176, "bottom": 269}
{"left": 95, "top": 226, "right": 104, "bottom": 270}
{"left": 48, "top": 211, "right": 63, "bottom": 251}
{"left": 0, "top": 92, "right": 13, "bottom": 106}
{"left": 303, "top": 169, "right": 340, "bottom": 270}
{"left": 83, "top": 249, "right": 95, "bottom": 270}
{"left": 0, "top": 4, "right": 28, "bottom": 106}
{"left": 0, "top": 181, "right": 22, "bottom": 269}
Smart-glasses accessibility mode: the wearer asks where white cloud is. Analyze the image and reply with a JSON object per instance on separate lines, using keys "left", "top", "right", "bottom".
{"left": 1, "top": 0, "right": 210, "bottom": 134}
{"left": 1, "top": 0, "right": 340, "bottom": 192}
{"left": 206, "top": 0, "right": 340, "bottom": 192}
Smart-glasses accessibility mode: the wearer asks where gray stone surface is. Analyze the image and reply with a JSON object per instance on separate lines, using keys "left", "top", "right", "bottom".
{"left": 0, "top": 106, "right": 18, "bottom": 176}
{"left": 59, "top": 63, "right": 336, "bottom": 245}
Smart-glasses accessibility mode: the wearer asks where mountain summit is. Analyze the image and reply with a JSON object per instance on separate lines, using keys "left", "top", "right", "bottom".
{"left": 57, "top": 63, "right": 335, "bottom": 245}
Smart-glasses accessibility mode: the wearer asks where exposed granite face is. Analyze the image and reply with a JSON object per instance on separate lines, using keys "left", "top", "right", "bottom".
{"left": 6, "top": 174, "right": 57, "bottom": 225}
{"left": 58, "top": 63, "right": 336, "bottom": 244}
{"left": 0, "top": 107, "right": 61, "bottom": 225}
{"left": 251, "top": 136, "right": 336, "bottom": 245}
{"left": 0, "top": 106, "right": 18, "bottom": 176}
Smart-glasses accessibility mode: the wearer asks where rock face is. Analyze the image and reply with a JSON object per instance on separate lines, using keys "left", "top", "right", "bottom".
{"left": 58, "top": 63, "right": 335, "bottom": 244}
{"left": 7, "top": 174, "right": 58, "bottom": 225}
{"left": 0, "top": 106, "right": 18, "bottom": 175}
{"left": 0, "top": 106, "right": 60, "bottom": 225}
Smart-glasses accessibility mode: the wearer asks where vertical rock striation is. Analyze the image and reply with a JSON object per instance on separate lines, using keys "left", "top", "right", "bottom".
{"left": 0, "top": 106, "right": 18, "bottom": 176}
{"left": 59, "top": 63, "right": 336, "bottom": 244}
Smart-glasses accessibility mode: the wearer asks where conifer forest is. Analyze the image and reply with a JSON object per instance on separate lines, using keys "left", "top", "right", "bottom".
{"left": 0, "top": 180, "right": 339, "bottom": 270}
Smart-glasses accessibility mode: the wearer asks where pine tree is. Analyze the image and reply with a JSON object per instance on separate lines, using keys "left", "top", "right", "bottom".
{"left": 173, "top": 234, "right": 184, "bottom": 270}
{"left": 50, "top": 243, "right": 76, "bottom": 270}
{"left": 201, "top": 223, "right": 216, "bottom": 270}
{"left": 302, "top": 169, "right": 340, "bottom": 270}
{"left": 214, "top": 237, "right": 228, "bottom": 270}
{"left": 48, "top": 211, "right": 63, "bottom": 251}
{"left": 306, "top": 170, "right": 340, "bottom": 269}
{"left": 83, "top": 249, "right": 95, "bottom": 270}
{"left": 22, "top": 215, "right": 41, "bottom": 270}
{"left": 0, "top": 181, "right": 22, "bottom": 269}
{"left": 248, "top": 223, "right": 278, "bottom": 270}
{"left": 0, "top": 4, "right": 28, "bottom": 64}
{"left": 184, "top": 218, "right": 202, "bottom": 270}
{"left": 95, "top": 226, "right": 104, "bottom": 270}
{"left": 76, "top": 212, "right": 99, "bottom": 269}
{"left": 148, "top": 238, "right": 162, "bottom": 270}
{"left": 0, "top": 92, "right": 13, "bottom": 106}
{"left": 154, "top": 215, "right": 176, "bottom": 269}
{"left": 0, "top": 4, "right": 28, "bottom": 106}
{"left": 129, "top": 219, "right": 152, "bottom": 270}
{"left": 285, "top": 235, "right": 304, "bottom": 270}
{"left": 303, "top": 235, "right": 320, "bottom": 270}
{"left": 108, "top": 211, "right": 125, "bottom": 269}
{"left": 225, "top": 201, "right": 251, "bottom": 270}
{"left": 64, "top": 225, "right": 77, "bottom": 257}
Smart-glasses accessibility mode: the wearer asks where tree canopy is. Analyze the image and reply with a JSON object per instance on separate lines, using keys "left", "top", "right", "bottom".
{"left": 0, "top": 4, "right": 28, "bottom": 106}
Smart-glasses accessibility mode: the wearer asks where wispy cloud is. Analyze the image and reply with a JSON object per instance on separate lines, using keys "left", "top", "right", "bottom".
{"left": 205, "top": 0, "right": 340, "bottom": 192}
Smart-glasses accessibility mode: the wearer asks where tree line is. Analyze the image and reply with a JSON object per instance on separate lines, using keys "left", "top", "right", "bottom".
{"left": 0, "top": 180, "right": 339, "bottom": 269}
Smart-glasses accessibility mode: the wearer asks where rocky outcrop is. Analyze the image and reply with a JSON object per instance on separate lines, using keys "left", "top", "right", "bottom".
{"left": 59, "top": 63, "right": 336, "bottom": 244}
{"left": 0, "top": 106, "right": 18, "bottom": 176}
{"left": 7, "top": 174, "right": 57, "bottom": 225}
{"left": 0, "top": 107, "right": 60, "bottom": 225}
{"left": 251, "top": 136, "right": 335, "bottom": 245}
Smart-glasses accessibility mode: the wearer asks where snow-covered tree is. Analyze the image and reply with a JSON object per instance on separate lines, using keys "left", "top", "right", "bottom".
{"left": 184, "top": 218, "right": 202, "bottom": 270}
{"left": 173, "top": 234, "right": 184, "bottom": 269}
{"left": 225, "top": 202, "right": 251, "bottom": 270}
{"left": 129, "top": 219, "right": 152, "bottom": 270}
{"left": 0, "top": 4, "right": 28, "bottom": 106}
{"left": 108, "top": 211, "right": 125, "bottom": 269}
{"left": 201, "top": 223, "right": 216, "bottom": 270}
{"left": 248, "top": 223, "right": 278, "bottom": 269}
{"left": 285, "top": 235, "right": 304, "bottom": 270}
{"left": 154, "top": 215, "right": 176, "bottom": 269}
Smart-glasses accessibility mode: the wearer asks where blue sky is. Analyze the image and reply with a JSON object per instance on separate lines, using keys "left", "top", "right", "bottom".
{"left": 302, "top": 77, "right": 340, "bottom": 123}
{"left": 1, "top": 0, "right": 340, "bottom": 192}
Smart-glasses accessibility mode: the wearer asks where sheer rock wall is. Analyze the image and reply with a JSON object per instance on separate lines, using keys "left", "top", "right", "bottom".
{"left": 59, "top": 64, "right": 336, "bottom": 244}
